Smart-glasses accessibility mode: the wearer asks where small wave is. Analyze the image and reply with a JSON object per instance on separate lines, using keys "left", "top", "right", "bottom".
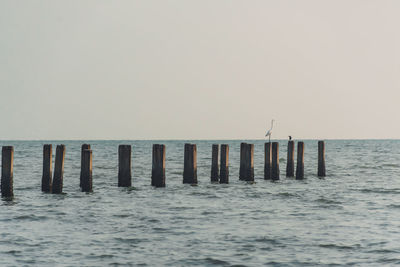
{"left": 114, "top": 237, "right": 146, "bottom": 244}
{"left": 244, "top": 193, "right": 261, "bottom": 199}
{"left": 169, "top": 206, "right": 193, "bottom": 211}
{"left": 377, "top": 258, "right": 400, "bottom": 264}
{"left": 6, "top": 250, "right": 21, "bottom": 255}
{"left": 87, "top": 254, "right": 115, "bottom": 259}
{"left": 368, "top": 249, "right": 399, "bottom": 253}
{"left": 319, "top": 243, "right": 361, "bottom": 250}
{"left": 254, "top": 237, "right": 283, "bottom": 246}
{"left": 120, "top": 187, "right": 137, "bottom": 192}
{"left": 19, "top": 186, "right": 37, "bottom": 191}
{"left": 113, "top": 214, "right": 131, "bottom": 218}
{"left": 387, "top": 204, "right": 400, "bottom": 209}
{"left": 358, "top": 188, "right": 400, "bottom": 194}
{"left": 358, "top": 165, "right": 379, "bottom": 170}
{"left": 13, "top": 164, "right": 25, "bottom": 168}
{"left": 201, "top": 211, "right": 219, "bottom": 215}
{"left": 315, "top": 197, "right": 342, "bottom": 205}
{"left": 289, "top": 212, "right": 311, "bottom": 217}
{"left": 170, "top": 171, "right": 183, "bottom": 176}
{"left": 381, "top": 163, "right": 400, "bottom": 168}
{"left": 202, "top": 257, "right": 231, "bottom": 266}
{"left": 94, "top": 165, "right": 116, "bottom": 170}
{"left": 367, "top": 241, "right": 387, "bottom": 246}
{"left": 241, "top": 243, "right": 256, "bottom": 252}
{"left": 152, "top": 227, "right": 169, "bottom": 232}
{"left": 14, "top": 214, "right": 47, "bottom": 221}
{"left": 276, "top": 192, "right": 300, "bottom": 198}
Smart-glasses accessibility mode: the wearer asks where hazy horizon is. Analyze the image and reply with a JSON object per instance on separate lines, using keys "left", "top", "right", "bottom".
{"left": 1, "top": 138, "right": 398, "bottom": 141}
{"left": 1, "top": 1, "right": 399, "bottom": 140}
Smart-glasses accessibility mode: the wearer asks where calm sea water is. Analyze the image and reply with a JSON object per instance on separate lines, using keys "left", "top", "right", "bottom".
{"left": 1, "top": 140, "right": 400, "bottom": 266}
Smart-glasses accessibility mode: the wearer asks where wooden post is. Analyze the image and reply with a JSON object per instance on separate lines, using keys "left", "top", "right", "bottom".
{"left": 80, "top": 144, "right": 91, "bottom": 188}
{"left": 210, "top": 144, "right": 219, "bottom": 182}
{"left": 42, "top": 144, "right": 52, "bottom": 192}
{"left": 296, "top": 142, "right": 305, "bottom": 180}
{"left": 286, "top": 141, "right": 295, "bottom": 177}
{"left": 52, "top": 145, "right": 66, "bottom": 194}
{"left": 318, "top": 141, "right": 326, "bottom": 177}
{"left": 239, "top": 142, "right": 247, "bottom": 180}
{"left": 118, "top": 145, "right": 132, "bottom": 187}
{"left": 219, "top": 144, "right": 229, "bottom": 184}
{"left": 264, "top": 142, "right": 272, "bottom": 180}
{"left": 183, "top": 144, "right": 197, "bottom": 184}
{"left": 244, "top": 144, "right": 254, "bottom": 182}
{"left": 1, "top": 146, "right": 14, "bottom": 198}
{"left": 271, "top": 142, "right": 280, "bottom": 180}
{"left": 152, "top": 144, "right": 166, "bottom": 187}
{"left": 81, "top": 149, "right": 93, "bottom": 192}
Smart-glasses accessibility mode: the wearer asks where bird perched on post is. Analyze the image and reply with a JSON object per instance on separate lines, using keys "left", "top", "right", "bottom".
{"left": 265, "top": 119, "right": 274, "bottom": 142}
{"left": 289, "top": 136, "right": 292, "bottom": 141}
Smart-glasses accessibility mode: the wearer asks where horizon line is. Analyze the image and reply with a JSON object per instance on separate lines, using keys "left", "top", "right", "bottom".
{"left": 0, "top": 138, "right": 399, "bottom": 141}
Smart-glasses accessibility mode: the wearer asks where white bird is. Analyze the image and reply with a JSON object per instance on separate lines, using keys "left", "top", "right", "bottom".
{"left": 265, "top": 119, "right": 274, "bottom": 142}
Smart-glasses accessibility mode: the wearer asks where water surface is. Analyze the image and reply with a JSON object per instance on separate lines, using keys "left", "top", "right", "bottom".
{"left": 1, "top": 140, "right": 400, "bottom": 266}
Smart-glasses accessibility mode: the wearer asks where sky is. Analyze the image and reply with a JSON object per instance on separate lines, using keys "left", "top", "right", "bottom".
{"left": 0, "top": 0, "right": 399, "bottom": 140}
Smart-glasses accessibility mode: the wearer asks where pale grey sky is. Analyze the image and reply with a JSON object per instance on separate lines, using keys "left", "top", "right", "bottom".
{"left": 1, "top": 1, "right": 399, "bottom": 140}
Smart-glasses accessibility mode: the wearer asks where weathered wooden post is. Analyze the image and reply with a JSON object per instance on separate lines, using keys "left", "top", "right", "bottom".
{"left": 271, "top": 142, "right": 280, "bottom": 180}
{"left": 296, "top": 142, "right": 305, "bottom": 180}
{"left": 118, "top": 145, "right": 132, "bottom": 187}
{"left": 244, "top": 143, "right": 254, "bottom": 182}
{"left": 1, "top": 146, "right": 14, "bottom": 198}
{"left": 183, "top": 144, "right": 197, "bottom": 184}
{"left": 239, "top": 142, "right": 247, "bottom": 180}
{"left": 152, "top": 144, "right": 166, "bottom": 187}
{"left": 52, "top": 145, "right": 66, "bottom": 194}
{"left": 264, "top": 142, "right": 272, "bottom": 179}
{"left": 81, "top": 149, "right": 93, "bottom": 192}
{"left": 42, "top": 144, "right": 52, "bottom": 192}
{"left": 211, "top": 144, "right": 219, "bottom": 182}
{"left": 318, "top": 141, "right": 326, "bottom": 177}
{"left": 80, "top": 144, "right": 91, "bottom": 187}
{"left": 286, "top": 141, "right": 295, "bottom": 177}
{"left": 219, "top": 144, "right": 229, "bottom": 184}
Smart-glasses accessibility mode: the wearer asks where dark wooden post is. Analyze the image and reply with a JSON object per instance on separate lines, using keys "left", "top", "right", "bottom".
{"left": 318, "top": 141, "right": 326, "bottom": 177}
{"left": 1, "top": 146, "right": 14, "bottom": 198}
{"left": 219, "top": 144, "right": 229, "bottom": 184}
{"left": 244, "top": 144, "right": 254, "bottom": 182}
{"left": 42, "top": 144, "right": 52, "bottom": 192}
{"left": 52, "top": 145, "right": 66, "bottom": 194}
{"left": 271, "top": 142, "right": 280, "bottom": 180}
{"left": 81, "top": 149, "right": 93, "bottom": 192}
{"left": 118, "top": 145, "right": 132, "bottom": 187}
{"left": 264, "top": 142, "right": 272, "bottom": 180}
{"left": 286, "top": 141, "right": 295, "bottom": 177}
{"left": 211, "top": 144, "right": 219, "bottom": 182}
{"left": 183, "top": 144, "right": 197, "bottom": 184}
{"left": 296, "top": 142, "right": 305, "bottom": 180}
{"left": 239, "top": 142, "right": 247, "bottom": 180}
{"left": 80, "top": 144, "right": 90, "bottom": 188}
{"left": 152, "top": 144, "right": 166, "bottom": 187}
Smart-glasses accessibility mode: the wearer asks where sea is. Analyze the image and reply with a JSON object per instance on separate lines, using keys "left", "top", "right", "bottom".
{"left": 0, "top": 140, "right": 400, "bottom": 266}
